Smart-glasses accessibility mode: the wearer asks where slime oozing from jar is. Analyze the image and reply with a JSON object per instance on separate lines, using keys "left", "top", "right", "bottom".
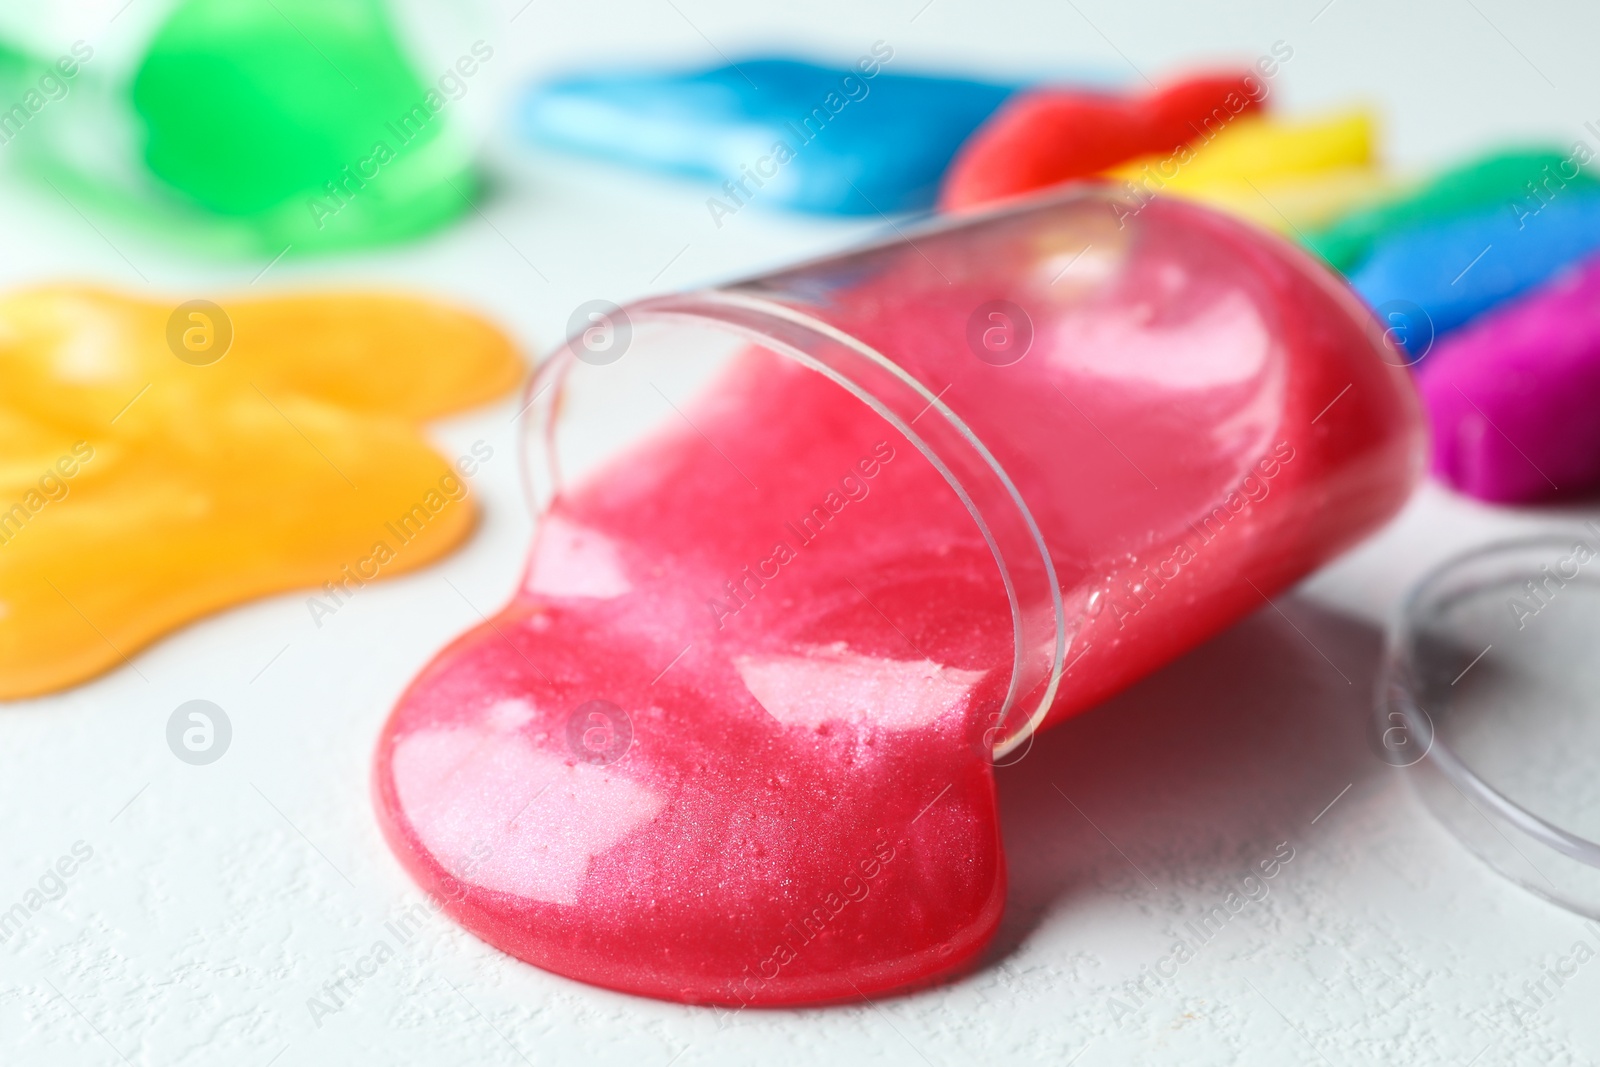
{"left": 375, "top": 193, "right": 1423, "bottom": 1006}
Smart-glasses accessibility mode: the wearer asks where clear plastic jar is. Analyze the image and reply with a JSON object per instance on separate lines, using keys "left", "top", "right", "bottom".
{"left": 521, "top": 185, "right": 1424, "bottom": 758}
{"left": 377, "top": 185, "right": 1422, "bottom": 1006}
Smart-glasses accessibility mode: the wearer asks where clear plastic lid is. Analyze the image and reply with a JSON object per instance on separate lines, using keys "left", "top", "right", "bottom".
{"left": 1379, "top": 530, "right": 1600, "bottom": 916}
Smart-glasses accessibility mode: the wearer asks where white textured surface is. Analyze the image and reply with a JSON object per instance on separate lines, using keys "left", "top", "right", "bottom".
{"left": 3, "top": 0, "right": 1600, "bottom": 1063}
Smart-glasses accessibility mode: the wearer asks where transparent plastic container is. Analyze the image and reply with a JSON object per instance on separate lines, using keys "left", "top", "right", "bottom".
{"left": 1379, "top": 532, "right": 1600, "bottom": 917}
{"left": 375, "top": 185, "right": 1421, "bottom": 1006}
{"left": 519, "top": 185, "right": 1423, "bottom": 761}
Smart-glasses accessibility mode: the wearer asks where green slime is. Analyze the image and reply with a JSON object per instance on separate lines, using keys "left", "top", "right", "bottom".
{"left": 0, "top": 0, "right": 477, "bottom": 255}
{"left": 1308, "top": 148, "right": 1597, "bottom": 273}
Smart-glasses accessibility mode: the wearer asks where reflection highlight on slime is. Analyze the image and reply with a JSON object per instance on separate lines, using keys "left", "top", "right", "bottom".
{"left": 374, "top": 190, "right": 1423, "bottom": 1005}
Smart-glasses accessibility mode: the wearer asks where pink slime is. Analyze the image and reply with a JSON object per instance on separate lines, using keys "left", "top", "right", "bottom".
{"left": 374, "top": 193, "right": 1423, "bottom": 1006}
{"left": 1419, "top": 251, "right": 1600, "bottom": 503}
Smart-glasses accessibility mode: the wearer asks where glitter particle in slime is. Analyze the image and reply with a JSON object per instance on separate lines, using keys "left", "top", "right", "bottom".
{"left": 0, "top": 286, "right": 522, "bottom": 698}
{"left": 375, "top": 191, "right": 1423, "bottom": 1006}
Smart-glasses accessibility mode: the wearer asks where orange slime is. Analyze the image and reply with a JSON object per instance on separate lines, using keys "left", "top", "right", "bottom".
{"left": 0, "top": 285, "right": 522, "bottom": 698}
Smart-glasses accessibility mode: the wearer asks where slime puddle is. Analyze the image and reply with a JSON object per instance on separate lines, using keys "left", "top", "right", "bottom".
{"left": 0, "top": 285, "right": 522, "bottom": 698}
{"left": 375, "top": 192, "right": 1423, "bottom": 1005}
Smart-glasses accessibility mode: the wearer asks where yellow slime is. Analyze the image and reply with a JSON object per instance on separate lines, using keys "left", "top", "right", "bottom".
{"left": 0, "top": 286, "right": 523, "bottom": 699}
{"left": 1110, "top": 110, "right": 1391, "bottom": 236}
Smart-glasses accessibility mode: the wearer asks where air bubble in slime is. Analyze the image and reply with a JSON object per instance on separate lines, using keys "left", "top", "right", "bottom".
{"left": 374, "top": 188, "right": 1423, "bottom": 1005}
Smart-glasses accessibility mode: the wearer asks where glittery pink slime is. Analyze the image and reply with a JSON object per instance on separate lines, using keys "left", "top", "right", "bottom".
{"left": 374, "top": 191, "right": 1423, "bottom": 1006}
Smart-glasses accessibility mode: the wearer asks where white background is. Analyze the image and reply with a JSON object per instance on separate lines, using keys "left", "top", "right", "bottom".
{"left": 2, "top": 0, "right": 1599, "bottom": 1063}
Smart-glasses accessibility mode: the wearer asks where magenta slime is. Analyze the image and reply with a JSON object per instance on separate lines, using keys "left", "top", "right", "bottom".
{"left": 374, "top": 189, "right": 1423, "bottom": 1006}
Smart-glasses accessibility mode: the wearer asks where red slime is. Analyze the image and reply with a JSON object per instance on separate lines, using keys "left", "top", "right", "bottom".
{"left": 940, "top": 71, "right": 1267, "bottom": 211}
{"left": 374, "top": 192, "right": 1422, "bottom": 1006}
